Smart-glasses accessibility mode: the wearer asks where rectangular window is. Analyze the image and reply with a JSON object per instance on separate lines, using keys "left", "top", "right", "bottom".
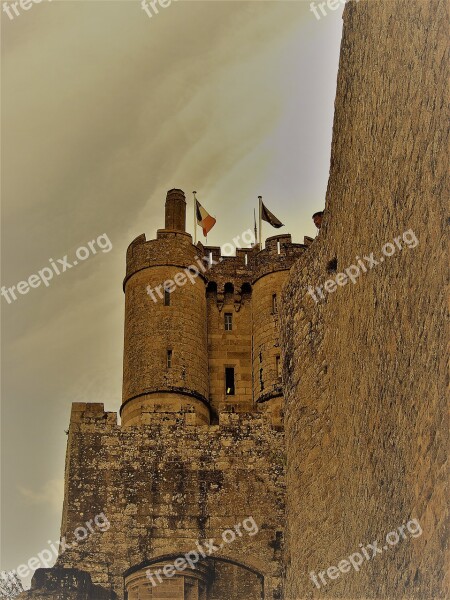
{"left": 225, "top": 367, "right": 235, "bottom": 395}
{"left": 224, "top": 312, "right": 233, "bottom": 331}
{"left": 272, "top": 293, "right": 278, "bottom": 314}
{"left": 276, "top": 355, "right": 281, "bottom": 379}
{"left": 167, "top": 349, "right": 172, "bottom": 368}
{"left": 164, "top": 287, "right": 171, "bottom": 306}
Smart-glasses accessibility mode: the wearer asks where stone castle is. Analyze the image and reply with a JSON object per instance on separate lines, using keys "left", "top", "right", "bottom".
{"left": 17, "top": 1, "right": 447, "bottom": 599}
{"left": 20, "top": 188, "right": 308, "bottom": 600}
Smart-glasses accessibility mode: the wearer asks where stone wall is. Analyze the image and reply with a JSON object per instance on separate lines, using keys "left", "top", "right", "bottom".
{"left": 52, "top": 402, "right": 286, "bottom": 600}
{"left": 207, "top": 289, "right": 254, "bottom": 414}
{"left": 281, "top": 1, "right": 448, "bottom": 598}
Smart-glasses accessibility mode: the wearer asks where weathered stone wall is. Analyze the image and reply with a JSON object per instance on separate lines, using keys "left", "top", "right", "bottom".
{"left": 252, "top": 270, "right": 285, "bottom": 404}
{"left": 251, "top": 236, "right": 306, "bottom": 427}
{"left": 281, "top": 1, "right": 448, "bottom": 598}
{"left": 54, "top": 402, "right": 285, "bottom": 600}
{"left": 207, "top": 291, "right": 254, "bottom": 414}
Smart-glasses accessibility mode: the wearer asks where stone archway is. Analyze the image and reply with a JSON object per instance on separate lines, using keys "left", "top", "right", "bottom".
{"left": 124, "top": 556, "right": 265, "bottom": 600}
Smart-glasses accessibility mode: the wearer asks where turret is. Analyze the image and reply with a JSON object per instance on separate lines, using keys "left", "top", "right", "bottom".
{"left": 251, "top": 235, "right": 306, "bottom": 426}
{"left": 121, "top": 189, "right": 210, "bottom": 426}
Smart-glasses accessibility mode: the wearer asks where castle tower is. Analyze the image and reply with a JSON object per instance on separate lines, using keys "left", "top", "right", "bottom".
{"left": 121, "top": 188, "right": 210, "bottom": 426}
{"left": 251, "top": 235, "right": 305, "bottom": 426}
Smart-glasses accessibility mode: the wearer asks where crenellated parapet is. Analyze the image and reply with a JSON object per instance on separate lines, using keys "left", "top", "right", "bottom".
{"left": 124, "top": 230, "right": 202, "bottom": 290}
{"left": 251, "top": 234, "right": 306, "bottom": 284}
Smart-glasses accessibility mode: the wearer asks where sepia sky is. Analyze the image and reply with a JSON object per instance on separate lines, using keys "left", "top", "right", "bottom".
{"left": 1, "top": 0, "right": 344, "bottom": 584}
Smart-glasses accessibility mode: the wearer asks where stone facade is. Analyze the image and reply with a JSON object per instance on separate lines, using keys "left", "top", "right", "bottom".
{"left": 21, "top": 189, "right": 305, "bottom": 600}
{"left": 281, "top": 1, "right": 448, "bottom": 598}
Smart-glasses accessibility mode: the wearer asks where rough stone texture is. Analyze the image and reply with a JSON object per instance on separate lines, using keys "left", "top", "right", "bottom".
{"left": 57, "top": 404, "right": 285, "bottom": 600}
{"left": 281, "top": 1, "right": 448, "bottom": 598}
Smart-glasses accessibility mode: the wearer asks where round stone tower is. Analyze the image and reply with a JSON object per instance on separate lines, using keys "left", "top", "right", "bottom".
{"left": 121, "top": 189, "right": 210, "bottom": 426}
{"left": 251, "top": 235, "right": 306, "bottom": 425}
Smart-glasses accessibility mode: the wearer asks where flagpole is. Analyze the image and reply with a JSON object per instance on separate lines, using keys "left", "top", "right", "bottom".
{"left": 253, "top": 208, "right": 257, "bottom": 246}
{"left": 258, "top": 196, "right": 262, "bottom": 249}
{"left": 193, "top": 191, "right": 197, "bottom": 245}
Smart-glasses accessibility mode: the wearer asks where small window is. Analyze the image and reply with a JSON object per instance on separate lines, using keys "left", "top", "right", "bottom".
{"left": 164, "top": 287, "right": 171, "bottom": 306}
{"left": 259, "top": 368, "right": 264, "bottom": 392}
{"left": 225, "top": 367, "right": 235, "bottom": 395}
{"left": 327, "top": 257, "right": 338, "bottom": 273}
{"left": 224, "top": 313, "right": 233, "bottom": 331}
{"left": 272, "top": 294, "right": 278, "bottom": 314}
{"left": 167, "top": 349, "right": 172, "bottom": 368}
{"left": 276, "top": 355, "right": 281, "bottom": 379}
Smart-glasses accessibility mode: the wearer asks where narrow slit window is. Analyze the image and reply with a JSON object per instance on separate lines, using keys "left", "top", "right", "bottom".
{"left": 277, "top": 240, "right": 281, "bottom": 254}
{"left": 224, "top": 312, "right": 233, "bottom": 331}
{"left": 272, "top": 293, "right": 278, "bottom": 314}
{"left": 164, "top": 287, "right": 171, "bottom": 306}
{"left": 167, "top": 349, "right": 172, "bottom": 368}
{"left": 225, "top": 367, "right": 235, "bottom": 395}
{"left": 276, "top": 355, "right": 281, "bottom": 379}
{"left": 259, "top": 368, "right": 264, "bottom": 392}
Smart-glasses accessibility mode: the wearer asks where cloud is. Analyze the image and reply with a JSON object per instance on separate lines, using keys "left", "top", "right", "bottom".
{"left": 18, "top": 479, "right": 65, "bottom": 513}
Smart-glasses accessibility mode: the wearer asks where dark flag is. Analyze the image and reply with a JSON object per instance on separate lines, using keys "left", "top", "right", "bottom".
{"left": 261, "top": 201, "right": 284, "bottom": 228}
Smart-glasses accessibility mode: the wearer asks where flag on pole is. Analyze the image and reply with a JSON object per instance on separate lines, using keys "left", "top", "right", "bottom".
{"left": 195, "top": 198, "right": 216, "bottom": 237}
{"left": 260, "top": 200, "right": 284, "bottom": 229}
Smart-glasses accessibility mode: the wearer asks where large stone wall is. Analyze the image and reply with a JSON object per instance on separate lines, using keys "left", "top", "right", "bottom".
{"left": 53, "top": 402, "right": 286, "bottom": 600}
{"left": 281, "top": 1, "right": 448, "bottom": 598}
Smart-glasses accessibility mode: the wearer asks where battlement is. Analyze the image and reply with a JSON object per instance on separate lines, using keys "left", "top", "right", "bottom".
{"left": 251, "top": 234, "right": 307, "bottom": 283}
{"left": 125, "top": 197, "right": 309, "bottom": 295}
{"left": 124, "top": 230, "right": 307, "bottom": 307}
{"left": 124, "top": 229, "right": 200, "bottom": 289}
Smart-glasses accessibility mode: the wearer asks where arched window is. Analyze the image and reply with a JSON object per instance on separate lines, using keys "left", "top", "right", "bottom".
{"left": 206, "top": 281, "right": 218, "bottom": 296}
{"left": 241, "top": 282, "right": 252, "bottom": 298}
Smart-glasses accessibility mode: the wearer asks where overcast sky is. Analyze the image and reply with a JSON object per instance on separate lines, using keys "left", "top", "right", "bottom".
{"left": 1, "top": 0, "right": 344, "bottom": 586}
